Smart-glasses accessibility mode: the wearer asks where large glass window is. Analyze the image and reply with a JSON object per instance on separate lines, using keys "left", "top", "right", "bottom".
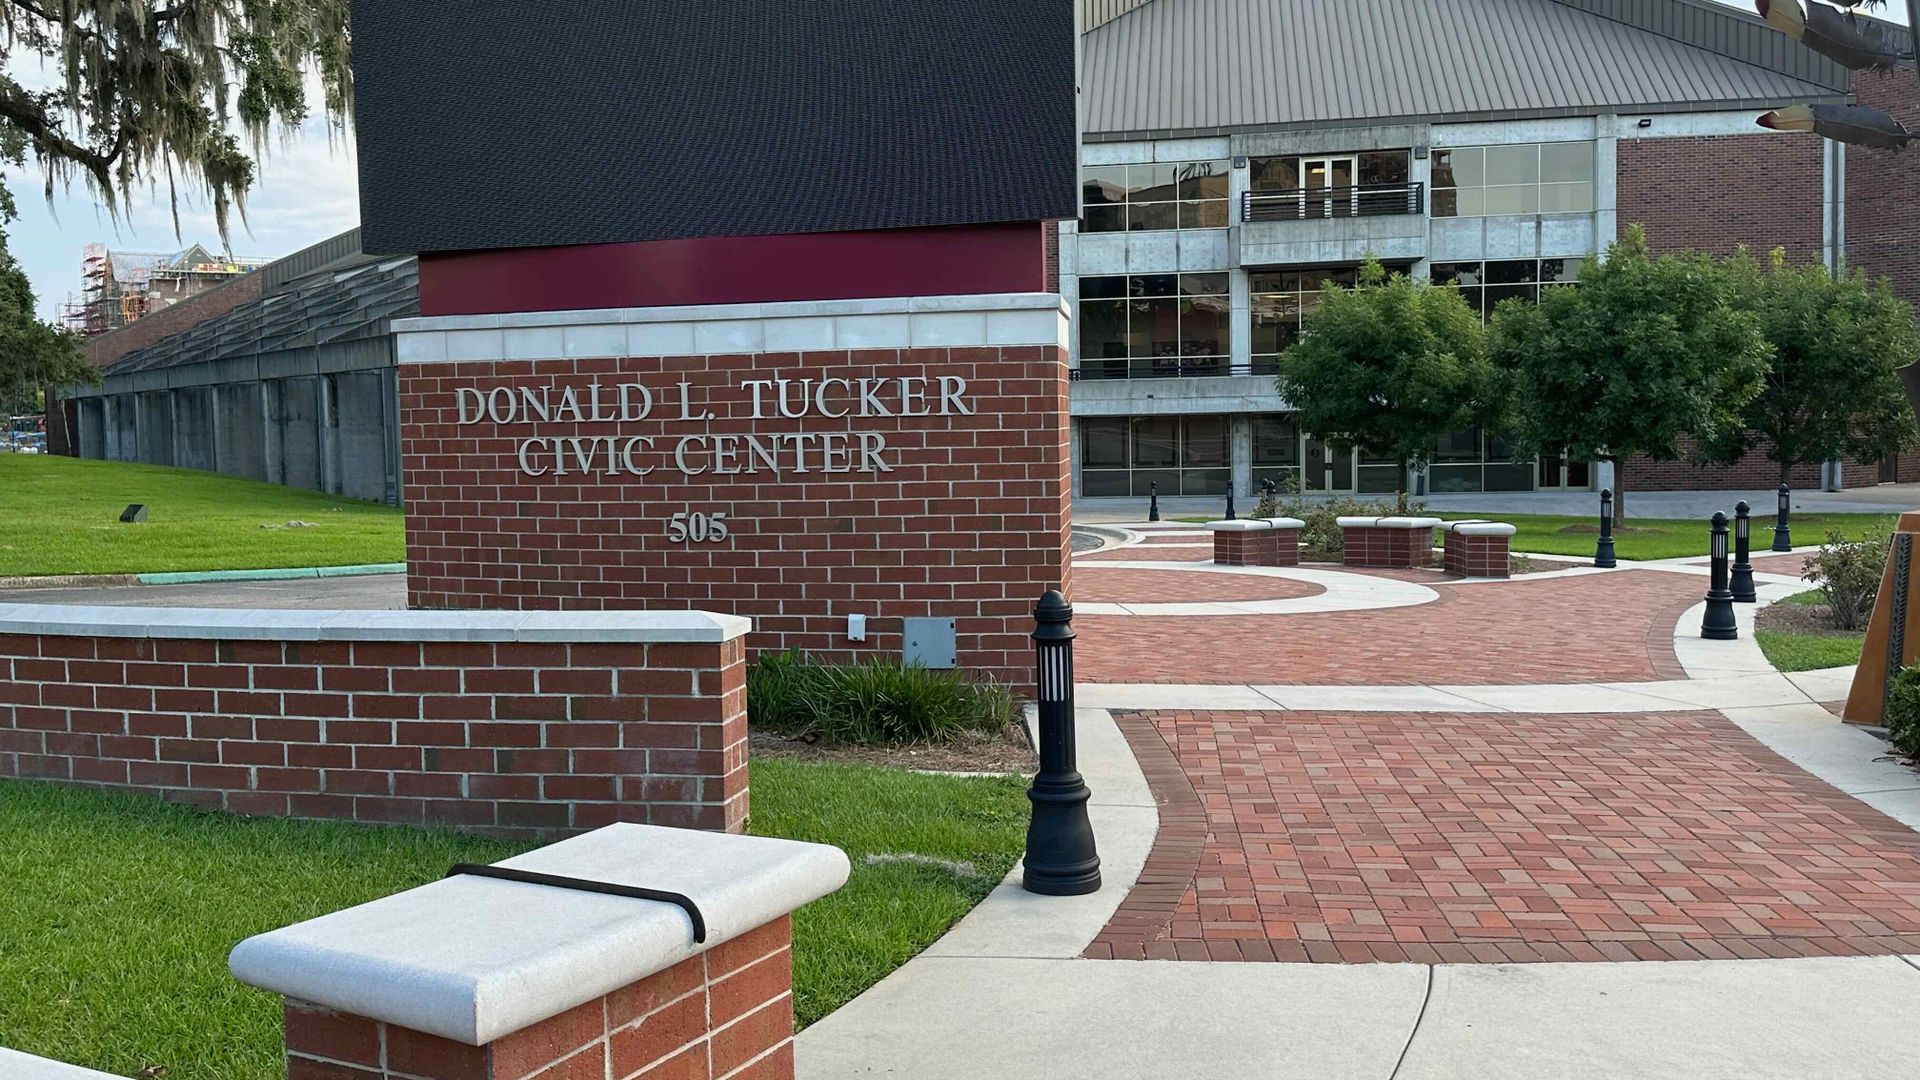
{"left": 1080, "top": 415, "right": 1234, "bottom": 497}
{"left": 1430, "top": 258, "right": 1582, "bottom": 319}
{"left": 1431, "top": 142, "right": 1594, "bottom": 218}
{"left": 1081, "top": 160, "right": 1230, "bottom": 233}
{"left": 1250, "top": 264, "right": 1414, "bottom": 372}
{"left": 1248, "top": 151, "right": 1416, "bottom": 218}
{"left": 1425, "top": 428, "right": 1536, "bottom": 493}
{"left": 1077, "top": 274, "right": 1231, "bottom": 380}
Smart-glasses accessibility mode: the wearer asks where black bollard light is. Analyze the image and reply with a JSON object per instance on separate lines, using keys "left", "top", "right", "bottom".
{"left": 1772, "top": 484, "right": 1792, "bottom": 552}
{"left": 1702, "top": 512, "right": 1738, "bottom": 640}
{"left": 1148, "top": 480, "right": 1161, "bottom": 523}
{"left": 1594, "top": 489, "right": 1617, "bottom": 568}
{"left": 1731, "top": 500, "right": 1757, "bottom": 603}
{"left": 1225, "top": 480, "right": 1236, "bottom": 521}
{"left": 1023, "top": 590, "right": 1101, "bottom": 896}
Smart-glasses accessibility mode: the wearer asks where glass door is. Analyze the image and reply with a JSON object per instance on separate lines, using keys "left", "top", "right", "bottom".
{"left": 1304, "top": 436, "right": 1354, "bottom": 492}
{"left": 1536, "top": 452, "right": 1592, "bottom": 490}
{"left": 1299, "top": 156, "right": 1357, "bottom": 218}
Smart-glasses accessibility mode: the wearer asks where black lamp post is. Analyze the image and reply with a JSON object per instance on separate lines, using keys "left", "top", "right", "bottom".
{"left": 1148, "top": 481, "right": 1160, "bottom": 523}
{"left": 1731, "top": 500, "right": 1757, "bottom": 603}
{"left": 1225, "top": 480, "right": 1236, "bottom": 521}
{"left": 1702, "top": 512, "right": 1738, "bottom": 640}
{"left": 1594, "top": 489, "right": 1617, "bottom": 568}
{"left": 1023, "top": 590, "right": 1101, "bottom": 896}
{"left": 1772, "top": 484, "right": 1792, "bottom": 552}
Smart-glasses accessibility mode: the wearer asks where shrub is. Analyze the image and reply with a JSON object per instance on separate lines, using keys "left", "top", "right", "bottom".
{"left": 1268, "top": 489, "right": 1429, "bottom": 560}
{"left": 1884, "top": 664, "right": 1920, "bottom": 757}
{"left": 746, "top": 651, "right": 1017, "bottom": 746}
{"left": 1802, "top": 528, "right": 1890, "bottom": 631}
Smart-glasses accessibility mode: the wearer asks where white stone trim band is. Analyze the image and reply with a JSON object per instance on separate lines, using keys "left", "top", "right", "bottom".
{"left": 1337, "top": 516, "right": 1444, "bottom": 529}
{"left": 0, "top": 1050, "right": 119, "bottom": 1080}
{"left": 1447, "top": 522, "right": 1518, "bottom": 537}
{"left": 230, "top": 824, "right": 850, "bottom": 1045}
{"left": 394, "top": 293, "right": 1071, "bottom": 363}
{"left": 0, "top": 604, "right": 751, "bottom": 644}
{"left": 1206, "top": 517, "right": 1306, "bottom": 532}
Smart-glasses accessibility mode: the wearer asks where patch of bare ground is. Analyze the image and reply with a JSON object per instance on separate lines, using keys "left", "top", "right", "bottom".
{"left": 750, "top": 725, "right": 1036, "bottom": 774}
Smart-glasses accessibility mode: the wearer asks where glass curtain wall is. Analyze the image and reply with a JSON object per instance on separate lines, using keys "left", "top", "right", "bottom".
{"left": 1078, "top": 273, "right": 1231, "bottom": 380}
{"left": 1080, "top": 415, "right": 1232, "bottom": 496}
{"left": 1081, "top": 160, "right": 1230, "bottom": 233}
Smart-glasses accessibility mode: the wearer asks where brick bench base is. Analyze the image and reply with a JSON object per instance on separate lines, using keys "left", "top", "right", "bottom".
{"left": 1443, "top": 521, "right": 1518, "bottom": 578}
{"left": 1337, "top": 516, "right": 1441, "bottom": 569}
{"left": 1209, "top": 518, "right": 1304, "bottom": 567}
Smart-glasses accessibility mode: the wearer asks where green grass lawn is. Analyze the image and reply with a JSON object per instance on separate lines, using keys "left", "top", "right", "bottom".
{"left": 1756, "top": 588, "right": 1866, "bottom": 673}
{"left": 0, "top": 455, "right": 404, "bottom": 578}
{"left": 1482, "top": 512, "right": 1893, "bottom": 561}
{"left": 0, "top": 761, "right": 1024, "bottom": 1078}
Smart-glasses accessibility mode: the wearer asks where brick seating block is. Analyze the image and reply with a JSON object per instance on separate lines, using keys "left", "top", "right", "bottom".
{"left": 1337, "top": 516, "right": 1443, "bottom": 569}
{"left": 1443, "top": 520, "right": 1518, "bottom": 578}
{"left": 1209, "top": 518, "right": 1304, "bottom": 567}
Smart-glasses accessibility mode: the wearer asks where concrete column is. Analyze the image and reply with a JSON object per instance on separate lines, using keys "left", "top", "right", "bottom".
{"left": 318, "top": 374, "right": 339, "bottom": 495}
{"left": 1068, "top": 418, "right": 1083, "bottom": 498}
{"left": 1594, "top": 115, "right": 1620, "bottom": 247}
{"left": 1231, "top": 414, "right": 1253, "bottom": 497}
{"left": 209, "top": 384, "right": 226, "bottom": 475}
{"left": 262, "top": 382, "right": 282, "bottom": 485}
{"left": 1229, "top": 268, "right": 1252, "bottom": 377}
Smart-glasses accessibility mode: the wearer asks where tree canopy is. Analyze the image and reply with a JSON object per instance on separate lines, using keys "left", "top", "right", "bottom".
{"left": 1489, "top": 225, "right": 1771, "bottom": 520}
{"left": 1278, "top": 258, "right": 1494, "bottom": 508}
{"left": 0, "top": 210, "right": 91, "bottom": 413}
{"left": 0, "top": 0, "right": 353, "bottom": 238}
{"left": 1705, "top": 246, "right": 1918, "bottom": 484}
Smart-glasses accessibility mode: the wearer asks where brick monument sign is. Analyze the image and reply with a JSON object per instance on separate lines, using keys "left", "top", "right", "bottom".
{"left": 354, "top": 0, "right": 1081, "bottom": 684}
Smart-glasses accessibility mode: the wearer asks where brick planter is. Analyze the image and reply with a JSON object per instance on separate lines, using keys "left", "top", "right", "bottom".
{"left": 1443, "top": 521, "right": 1518, "bottom": 578}
{"left": 0, "top": 604, "right": 751, "bottom": 837}
{"left": 233, "top": 824, "right": 849, "bottom": 1080}
{"left": 1336, "top": 516, "right": 1442, "bottom": 569}
{"left": 1207, "top": 518, "right": 1304, "bottom": 567}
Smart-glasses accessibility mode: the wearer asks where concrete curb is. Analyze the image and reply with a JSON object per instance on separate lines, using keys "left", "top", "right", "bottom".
{"left": 0, "top": 564, "right": 406, "bottom": 591}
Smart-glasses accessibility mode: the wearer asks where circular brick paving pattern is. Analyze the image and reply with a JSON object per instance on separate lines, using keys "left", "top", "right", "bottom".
{"left": 1074, "top": 568, "right": 1326, "bottom": 603}
{"left": 1075, "top": 569, "right": 1699, "bottom": 685}
{"left": 1088, "top": 709, "right": 1920, "bottom": 964}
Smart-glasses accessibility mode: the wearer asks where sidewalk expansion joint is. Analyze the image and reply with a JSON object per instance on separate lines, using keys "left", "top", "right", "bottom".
{"left": 1386, "top": 964, "right": 1436, "bottom": 1080}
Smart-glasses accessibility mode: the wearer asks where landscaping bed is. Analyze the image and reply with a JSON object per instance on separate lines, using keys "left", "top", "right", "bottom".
{"left": 1756, "top": 589, "right": 1865, "bottom": 673}
{"left": 0, "top": 456, "right": 404, "bottom": 578}
{"left": 0, "top": 762, "right": 1026, "bottom": 1076}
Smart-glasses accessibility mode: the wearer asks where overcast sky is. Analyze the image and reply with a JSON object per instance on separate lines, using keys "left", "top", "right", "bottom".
{"left": 4, "top": 0, "right": 1912, "bottom": 320}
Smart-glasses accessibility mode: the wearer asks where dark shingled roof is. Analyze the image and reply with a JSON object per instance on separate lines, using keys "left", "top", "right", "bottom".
{"left": 350, "top": 0, "right": 1079, "bottom": 256}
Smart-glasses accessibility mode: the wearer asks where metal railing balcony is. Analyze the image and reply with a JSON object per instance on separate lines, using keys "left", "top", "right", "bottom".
{"left": 1241, "top": 182, "right": 1425, "bottom": 222}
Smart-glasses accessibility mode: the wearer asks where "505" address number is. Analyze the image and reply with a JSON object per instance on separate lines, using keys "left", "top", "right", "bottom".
{"left": 667, "top": 511, "right": 730, "bottom": 544}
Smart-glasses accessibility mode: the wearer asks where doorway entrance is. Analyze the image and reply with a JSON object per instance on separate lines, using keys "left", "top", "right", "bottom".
{"left": 1537, "top": 453, "right": 1592, "bottom": 490}
{"left": 1298, "top": 156, "right": 1357, "bottom": 218}
{"left": 1304, "top": 436, "right": 1354, "bottom": 492}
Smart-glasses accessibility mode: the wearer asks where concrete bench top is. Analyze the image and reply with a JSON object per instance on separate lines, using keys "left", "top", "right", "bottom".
{"left": 230, "top": 824, "right": 850, "bottom": 1045}
{"left": 1207, "top": 517, "right": 1308, "bottom": 532}
{"left": 0, "top": 604, "right": 751, "bottom": 644}
{"left": 1336, "top": 516, "right": 1443, "bottom": 529}
{"left": 0, "top": 1049, "right": 120, "bottom": 1080}
{"left": 1444, "top": 521, "right": 1518, "bottom": 537}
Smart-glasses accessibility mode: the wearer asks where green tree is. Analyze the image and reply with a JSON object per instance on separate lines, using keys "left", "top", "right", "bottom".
{"left": 1278, "top": 259, "right": 1494, "bottom": 511}
{"left": 1490, "top": 225, "right": 1770, "bottom": 524}
{"left": 1, "top": 1, "right": 352, "bottom": 237}
{"left": 0, "top": 200, "right": 91, "bottom": 414}
{"left": 1705, "top": 247, "right": 1918, "bottom": 484}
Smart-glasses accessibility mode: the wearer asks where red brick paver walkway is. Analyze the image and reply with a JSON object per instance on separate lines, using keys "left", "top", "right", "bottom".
{"left": 1087, "top": 710, "right": 1920, "bottom": 963}
{"left": 1076, "top": 569, "right": 1699, "bottom": 685}
{"left": 1079, "top": 544, "right": 1212, "bottom": 562}
{"left": 1075, "top": 568, "right": 1325, "bottom": 603}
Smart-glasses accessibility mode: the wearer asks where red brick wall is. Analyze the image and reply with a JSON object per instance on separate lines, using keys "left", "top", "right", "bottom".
{"left": 1848, "top": 69, "right": 1920, "bottom": 312}
{"left": 0, "top": 633, "right": 747, "bottom": 837}
{"left": 278, "top": 910, "right": 787, "bottom": 1068}
{"left": 84, "top": 272, "right": 264, "bottom": 371}
{"left": 401, "top": 347, "right": 1071, "bottom": 685}
{"left": 1617, "top": 132, "right": 1823, "bottom": 261}
{"left": 283, "top": 916, "right": 794, "bottom": 1080}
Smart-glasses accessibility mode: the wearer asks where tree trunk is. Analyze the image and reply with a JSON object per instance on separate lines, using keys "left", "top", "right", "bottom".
{"left": 1778, "top": 460, "right": 1793, "bottom": 487}
{"left": 1608, "top": 457, "right": 1625, "bottom": 528}
{"left": 1397, "top": 460, "right": 1411, "bottom": 515}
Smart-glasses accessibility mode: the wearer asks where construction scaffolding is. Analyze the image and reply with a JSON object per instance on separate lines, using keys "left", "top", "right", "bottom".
{"left": 60, "top": 242, "right": 269, "bottom": 337}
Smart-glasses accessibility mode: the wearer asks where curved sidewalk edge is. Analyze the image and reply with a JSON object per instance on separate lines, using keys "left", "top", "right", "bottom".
{"left": 0, "top": 564, "right": 407, "bottom": 591}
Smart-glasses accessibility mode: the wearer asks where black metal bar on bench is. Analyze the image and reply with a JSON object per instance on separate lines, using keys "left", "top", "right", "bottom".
{"left": 446, "top": 864, "right": 708, "bottom": 943}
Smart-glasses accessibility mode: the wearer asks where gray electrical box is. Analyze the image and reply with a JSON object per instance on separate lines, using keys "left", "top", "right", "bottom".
{"left": 902, "top": 617, "right": 957, "bottom": 668}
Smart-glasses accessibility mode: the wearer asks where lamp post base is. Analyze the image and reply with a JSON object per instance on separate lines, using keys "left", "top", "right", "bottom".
{"left": 1594, "top": 537, "right": 1616, "bottom": 568}
{"left": 1731, "top": 564, "right": 1757, "bottom": 603}
{"left": 1772, "top": 528, "right": 1792, "bottom": 553}
{"left": 1702, "top": 592, "right": 1739, "bottom": 640}
{"left": 1022, "top": 775, "right": 1101, "bottom": 896}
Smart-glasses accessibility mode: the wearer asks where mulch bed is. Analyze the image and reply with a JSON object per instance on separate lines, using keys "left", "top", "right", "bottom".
{"left": 1755, "top": 600, "right": 1861, "bottom": 639}
{"left": 749, "top": 726, "right": 1036, "bottom": 774}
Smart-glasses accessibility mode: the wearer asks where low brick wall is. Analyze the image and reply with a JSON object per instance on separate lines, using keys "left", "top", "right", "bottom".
{"left": 1442, "top": 522, "right": 1517, "bottom": 579}
{"left": 0, "top": 605, "right": 750, "bottom": 837}
{"left": 1209, "top": 518, "right": 1303, "bottom": 567}
{"left": 1338, "top": 517, "right": 1441, "bottom": 570}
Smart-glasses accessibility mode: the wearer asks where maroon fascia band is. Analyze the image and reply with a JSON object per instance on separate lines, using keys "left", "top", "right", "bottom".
{"left": 417, "top": 221, "right": 1049, "bottom": 318}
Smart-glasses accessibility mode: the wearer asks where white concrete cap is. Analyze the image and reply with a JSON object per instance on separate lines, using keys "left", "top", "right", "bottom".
{"left": 1376, "top": 517, "right": 1444, "bottom": 529}
{"left": 1335, "top": 516, "right": 1381, "bottom": 528}
{"left": 230, "top": 824, "right": 850, "bottom": 1046}
{"left": 1205, "top": 519, "right": 1271, "bottom": 531}
{"left": 1263, "top": 517, "right": 1306, "bottom": 529}
{"left": 0, "top": 1050, "right": 121, "bottom": 1080}
{"left": 1448, "top": 522, "right": 1517, "bottom": 537}
{"left": 0, "top": 604, "right": 750, "bottom": 644}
